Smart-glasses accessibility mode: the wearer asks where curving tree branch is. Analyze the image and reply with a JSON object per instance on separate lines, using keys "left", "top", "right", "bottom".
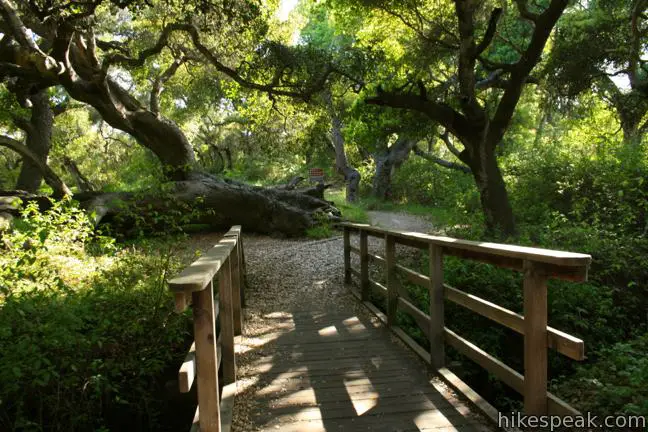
{"left": 475, "top": 8, "right": 503, "bottom": 57}
{"left": 412, "top": 145, "right": 470, "bottom": 173}
{"left": 0, "top": 135, "right": 71, "bottom": 197}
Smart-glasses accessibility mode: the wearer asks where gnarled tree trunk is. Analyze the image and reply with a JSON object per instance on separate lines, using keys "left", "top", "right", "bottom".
{"left": 463, "top": 143, "right": 516, "bottom": 237}
{"left": 372, "top": 135, "right": 418, "bottom": 199}
{"left": 14, "top": 91, "right": 53, "bottom": 192}
{"left": 0, "top": 3, "right": 342, "bottom": 236}
{"left": 326, "top": 90, "right": 360, "bottom": 202}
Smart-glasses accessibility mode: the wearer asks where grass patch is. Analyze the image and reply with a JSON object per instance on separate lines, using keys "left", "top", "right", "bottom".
{"left": 306, "top": 224, "right": 334, "bottom": 239}
{"left": 326, "top": 189, "right": 370, "bottom": 223}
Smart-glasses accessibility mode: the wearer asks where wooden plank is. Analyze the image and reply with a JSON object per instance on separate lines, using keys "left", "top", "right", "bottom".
{"left": 523, "top": 260, "right": 548, "bottom": 415}
{"left": 388, "top": 264, "right": 585, "bottom": 360}
{"left": 179, "top": 341, "right": 196, "bottom": 393}
{"left": 445, "top": 327, "right": 524, "bottom": 394}
{"left": 547, "top": 327, "right": 585, "bottom": 361}
{"left": 238, "top": 232, "right": 247, "bottom": 308}
{"left": 349, "top": 245, "right": 360, "bottom": 255}
{"left": 357, "top": 294, "right": 432, "bottom": 365}
{"left": 548, "top": 393, "right": 581, "bottom": 416}
{"left": 437, "top": 367, "right": 501, "bottom": 428}
{"left": 226, "top": 225, "right": 241, "bottom": 236}
{"left": 396, "top": 263, "right": 429, "bottom": 287}
{"left": 257, "top": 384, "right": 444, "bottom": 407}
{"left": 339, "top": 222, "right": 592, "bottom": 268}
{"left": 219, "top": 257, "right": 236, "bottom": 385}
{"left": 445, "top": 328, "right": 579, "bottom": 416}
{"left": 255, "top": 377, "right": 431, "bottom": 397}
{"left": 254, "top": 354, "right": 414, "bottom": 371}
{"left": 191, "top": 280, "right": 221, "bottom": 432}
{"left": 363, "top": 300, "right": 388, "bottom": 325}
{"left": 256, "top": 411, "right": 478, "bottom": 432}
{"left": 446, "top": 285, "right": 584, "bottom": 360}
{"left": 360, "top": 231, "right": 370, "bottom": 301}
{"left": 394, "top": 235, "right": 429, "bottom": 250}
{"left": 392, "top": 326, "right": 432, "bottom": 364}
{"left": 222, "top": 229, "right": 243, "bottom": 336}
{"left": 343, "top": 227, "right": 351, "bottom": 283}
{"left": 253, "top": 370, "right": 430, "bottom": 390}
{"left": 369, "top": 278, "right": 387, "bottom": 295}
{"left": 230, "top": 241, "right": 243, "bottom": 336}
{"left": 429, "top": 244, "right": 445, "bottom": 369}
{"left": 385, "top": 235, "right": 398, "bottom": 326}
{"left": 350, "top": 268, "right": 360, "bottom": 279}
{"left": 398, "top": 297, "right": 431, "bottom": 336}
{"left": 170, "top": 242, "right": 234, "bottom": 292}
{"left": 254, "top": 345, "right": 413, "bottom": 362}
{"left": 368, "top": 252, "right": 386, "bottom": 265}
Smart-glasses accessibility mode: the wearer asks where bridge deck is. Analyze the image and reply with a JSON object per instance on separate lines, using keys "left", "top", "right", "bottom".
{"left": 240, "top": 309, "right": 490, "bottom": 432}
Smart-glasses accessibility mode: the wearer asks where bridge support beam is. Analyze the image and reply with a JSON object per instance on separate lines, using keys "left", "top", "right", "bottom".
{"left": 360, "top": 231, "right": 370, "bottom": 301}
{"left": 429, "top": 244, "right": 445, "bottom": 370}
{"left": 523, "top": 260, "right": 549, "bottom": 415}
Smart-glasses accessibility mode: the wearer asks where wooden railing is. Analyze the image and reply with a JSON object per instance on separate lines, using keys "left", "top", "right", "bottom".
{"left": 341, "top": 222, "right": 591, "bottom": 418}
{"left": 168, "top": 226, "right": 246, "bottom": 432}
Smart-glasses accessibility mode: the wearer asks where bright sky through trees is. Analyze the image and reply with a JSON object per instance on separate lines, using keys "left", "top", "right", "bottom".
{"left": 277, "top": 0, "right": 299, "bottom": 21}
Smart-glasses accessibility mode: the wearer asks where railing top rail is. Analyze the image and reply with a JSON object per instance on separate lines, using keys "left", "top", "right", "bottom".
{"left": 340, "top": 222, "right": 591, "bottom": 268}
{"left": 168, "top": 226, "right": 241, "bottom": 293}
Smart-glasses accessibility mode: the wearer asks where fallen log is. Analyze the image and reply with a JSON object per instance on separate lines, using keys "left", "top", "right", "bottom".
{"left": 1, "top": 174, "right": 340, "bottom": 237}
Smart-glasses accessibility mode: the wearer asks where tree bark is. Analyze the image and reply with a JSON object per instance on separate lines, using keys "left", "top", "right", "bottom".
{"left": 326, "top": 90, "right": 361, "bottom": 202}
{"left": 14, "top": 91, "right": 53, "bottom": 192}
{"left": 372, "top": 135, "right": 418, "bottom": 199}
{"left": 412, "top": 146, "right": 471, "bottom": 173}
{"left": 466, "top": 144, "right": 516, "bottom": 237}
{"left": 372, "top": 154, "right": 392, "bottom": 200}
{"left": 364, "top": 0, "right": 569, "bottom": 237}
{"left": 0, "top": 136, "right": 71, "bottom": 198}
{"left": 62, "top": 156, "right": 94, "bottom": 192}
{"left": 73, "top": 176, "right": 339, "bottom": 236}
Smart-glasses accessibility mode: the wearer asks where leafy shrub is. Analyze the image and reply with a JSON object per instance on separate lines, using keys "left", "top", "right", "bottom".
{"left": 556, "top": 332, "right": 648, "bottom": 416}
{"left": 0, "top": 199, "right": 194, "bottom": 431}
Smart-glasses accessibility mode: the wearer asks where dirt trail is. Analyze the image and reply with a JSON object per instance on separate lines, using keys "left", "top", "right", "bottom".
{"left": 367, "top": 210, "right": 434, "bottom": 233}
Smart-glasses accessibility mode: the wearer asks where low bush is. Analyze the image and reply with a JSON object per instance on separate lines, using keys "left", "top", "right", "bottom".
{"left": 0, "top": 199, "right": 194, "bottom": 431}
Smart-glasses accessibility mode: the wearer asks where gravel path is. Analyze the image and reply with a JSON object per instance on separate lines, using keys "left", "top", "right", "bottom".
{"left": 368, "top": 210, "right": 434, "bottom": 233}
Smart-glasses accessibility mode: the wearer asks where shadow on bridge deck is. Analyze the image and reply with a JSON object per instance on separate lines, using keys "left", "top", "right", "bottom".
{"left": 237, "top": 309, "right": 492, "bottom": 432}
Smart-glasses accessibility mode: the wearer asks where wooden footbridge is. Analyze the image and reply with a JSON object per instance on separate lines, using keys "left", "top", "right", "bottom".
{"left": 168, "top": 223, "right": 591, "bottom": 431}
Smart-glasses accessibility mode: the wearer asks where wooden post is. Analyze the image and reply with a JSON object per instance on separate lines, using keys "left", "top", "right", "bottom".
{"left": 429, "top": 245, "right": 445, "bottom": 370}
{"left": 219, "top": 257, "right": 236, "bottom": 385}
{"left": 360, "top": 230, "right": 370, "bottom": 301}
{"left": 385, "top": 234, "right": 398, "bottom": 326}
{"left": 343, "top": 227, "right": 351, "bottom": 284}
{"left": 229, "top": 241, "right": 243, "bottom": 336}
{"left": 523, "top": 260, "right": 549, "bottom": 415}
{"left": 192, "top": 281, "right": 221, "bottom": 432}
{"left": 239, "top": 235, "right": 247, "bottom": 308}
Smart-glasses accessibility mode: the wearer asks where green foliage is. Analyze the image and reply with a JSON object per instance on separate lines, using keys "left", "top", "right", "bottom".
{"left": 389, "top": 157, "right": 479, "bottom": 212}
{"left": 305, "top": 224, "right": 334, "bottom": 239}
{"left": 326, "top": 188, "right": 370, "bottom": 223}
{"left": 556, "top": 332, "right": 648, "bottom": 416}
{"left": 0, "top": 200, "right": 193, "bottom": 431}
